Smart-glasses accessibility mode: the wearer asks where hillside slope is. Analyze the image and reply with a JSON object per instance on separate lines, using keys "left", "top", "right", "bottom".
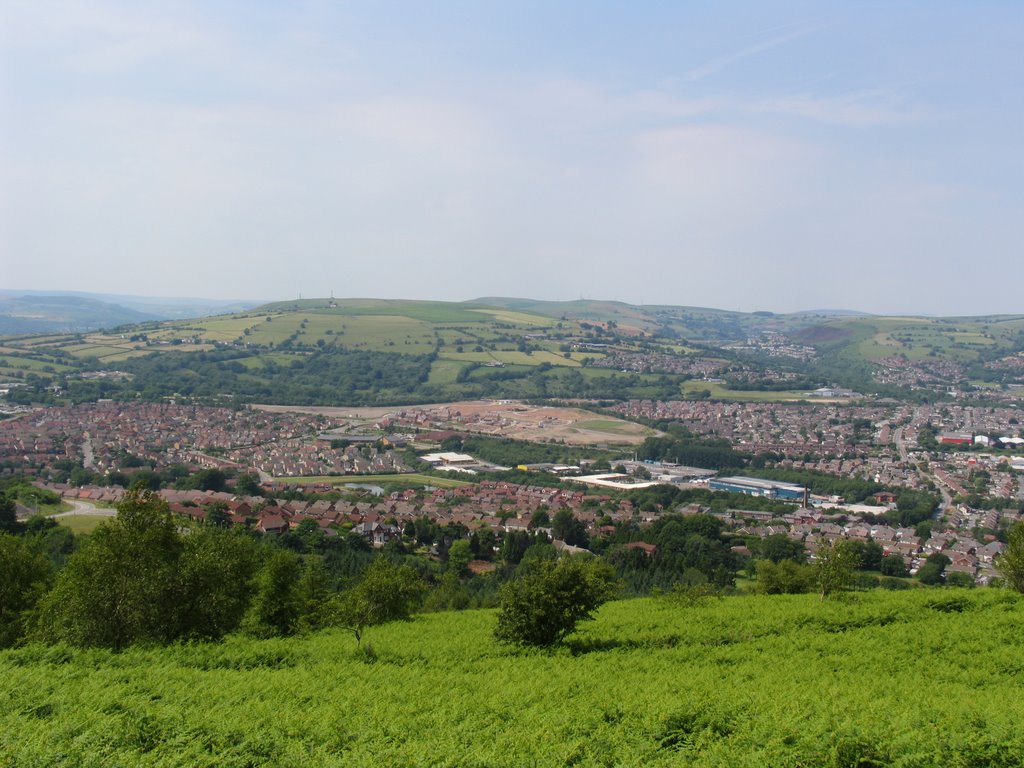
{"left": 3, "top": 589, "right": 1023, "bottom": 766}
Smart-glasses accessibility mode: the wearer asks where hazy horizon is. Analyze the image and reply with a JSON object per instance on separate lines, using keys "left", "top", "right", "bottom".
{"left": 3, "top": 2, "right": 1022, "bottom": 316}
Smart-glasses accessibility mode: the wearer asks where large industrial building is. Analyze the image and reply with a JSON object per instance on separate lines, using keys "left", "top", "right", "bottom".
{"left": 709, "top": 476, "right": 808, "bottom": 503}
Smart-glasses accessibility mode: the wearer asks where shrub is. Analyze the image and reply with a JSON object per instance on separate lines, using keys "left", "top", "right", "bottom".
{"left": 494, "top": 556, "right": 617, "bottom": 647}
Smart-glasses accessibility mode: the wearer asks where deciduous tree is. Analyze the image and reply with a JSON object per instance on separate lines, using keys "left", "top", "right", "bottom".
{"left": 815, "top": 539, "right": 858, "bottom": 600}
{"left": 494, "top": 556, "right": 617, "bottom": 647}
{"left": 329, "top": 558, "right": 426, "bottom": 645}
{"left": 998, "top": 523, "right": 1024, "bottom": 593}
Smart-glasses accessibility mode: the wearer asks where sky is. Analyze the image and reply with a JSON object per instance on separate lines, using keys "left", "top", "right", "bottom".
{"left": 1, "top": 1, "right": 1022, "bottom": 315}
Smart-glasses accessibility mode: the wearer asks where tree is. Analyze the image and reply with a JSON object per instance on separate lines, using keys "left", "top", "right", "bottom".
{"left": 552, "top": 509, "right": 588, "bottom": 548}
{"left": 529, "top": 508, "right": 550, "bottom": 529}
{"left": 35, "top": 489, "right": 184, "bottom": 649}
{"left": 916, "top": 561, "right": 946, "bottom": 585}
{"left": 205, "top": 501, "right": 231, "bottom": 528}
{"left": 815, "top": 539, "right": 858, "bottom": 600}
{"left": 998, "top": 522, "right": 1024, "bottom": 593}
{"left": 494, "top": 556, "right": 617, "bottom": 647}
{"left": 0, "top": 534, "right": 51, "bottom": 646}
{"left": 447, "top": 539, "right": 473, "bottom": 575}
{"left": 329, "top": 558, "right": 425, "bottom": 645}
{"left": 851, "top": 540, "right": 884, "bottom": 571}
{"left": 176, "top": 528, "right": 259, "bottom": 640}
{"left": 242, "top": 549, "right": 304, "bottom": 638}
{"left": 0, "top": 492, "right": 20, "bottom": 534}
{"left": 756, "top": 533, "right": 806, "bottom": 564}
{"left": 234, "top": 473, "right": 263, "bottom": 497}
{"left": 879, "top": 554, "right": 909, "bottom": 578}
{"left": 756, "top": 559, "right": 815, "bottom": 594}
{"left": 945, "top": 571, "right": 975, "bottom": 588}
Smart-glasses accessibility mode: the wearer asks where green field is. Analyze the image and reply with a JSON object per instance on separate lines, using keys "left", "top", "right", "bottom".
{"left": 426, "top": 359, "right": 467, "bottom": 385}
{"left": 6, "top": 298, "right": 1024, "bottom": 406}
{"left": 681, "top": 380, "right": 811, "bottom": 401}
{"left": 3, "top": 589, "right": 1023, "bottom": 766}
{"left": 275, "top": 473, "right": 473, "bottom": 489}
{"left": 52, "top": 514, "right": 113, "bottom": 534}
{"left": 573, "top": 419, "right": 656, "bottom": 436}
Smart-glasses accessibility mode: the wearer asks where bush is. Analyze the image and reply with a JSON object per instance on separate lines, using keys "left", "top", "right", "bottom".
{"left": 755, "top": 559, "right": 815, "bottom": 594}
{"left": 327, "top": 559, "right": 426, "bottom": 644}
{"left": 494, "top": 556, "right": 617, "bottom": 647}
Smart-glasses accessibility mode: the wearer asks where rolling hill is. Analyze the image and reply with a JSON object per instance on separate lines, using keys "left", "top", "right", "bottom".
{"left": 2, "top": 296, "right": 1023, "bottom": 407}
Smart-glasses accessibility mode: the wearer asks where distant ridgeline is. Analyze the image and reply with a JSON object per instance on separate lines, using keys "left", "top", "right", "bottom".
{"left": 2, "top": 296, "right": 1024, "bottom": 407}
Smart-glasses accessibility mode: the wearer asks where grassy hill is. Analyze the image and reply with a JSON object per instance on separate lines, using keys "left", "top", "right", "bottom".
{"left": 3, "top": 589, "right": 1022, "bottom": 766}
{"left": 3, "top": 296, "right": 1024, "bottom": 405}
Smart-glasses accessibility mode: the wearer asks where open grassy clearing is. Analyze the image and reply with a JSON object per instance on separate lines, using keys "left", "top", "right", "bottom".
{"left": 64, "top": 344, "right": 139, "bottom": 359}
{"left": 265, "top": 300, "right": 494, "bottom": 324}
{"left": 329, "top": 315, "right": 436, "bottom": 351}
{"left": 0, "top": 354, "right": 75, "bottom": 372}
{"left": 426, "top": 359, "right": 467, "bottom": 385}
{"left": 52, "top": 514, "right": 111, "bottom": 534}
{"left": 438, "top": 349, "right": 579, "bottom": 367}
{"left": 192, "top": 316, "right": 263, "bottom": 342}
{"left": 681, "top": 380, "right": 810, "bottom": 401}
{"left": 275, "top": 473, "right": 473, "bottom": 488}
{"left": 4, "top": 590, "right": 1024, "bottom": 767}
{"left": 466, "top": 307, "right": 554, "bottom": 326}
{"left": 572, "top": 419, "right": 654, "bottom": 436}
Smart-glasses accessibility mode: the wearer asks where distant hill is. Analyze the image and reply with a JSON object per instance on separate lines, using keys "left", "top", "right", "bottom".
{"left": 0, "top": 295, "right": 161, "bottom": 335}
{"left": 3, "top": 295, "right": 1024, "bottom": 406}
{"left": 0, "top": 290, "right": 261, "bottom": 334}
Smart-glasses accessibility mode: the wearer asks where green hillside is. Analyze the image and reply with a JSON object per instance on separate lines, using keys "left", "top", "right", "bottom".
{"left": 3, "top": 589, "right": 1022, "bottom": 766}
{"left": 4, "top": 297, "right": 1024, "bottom": 406}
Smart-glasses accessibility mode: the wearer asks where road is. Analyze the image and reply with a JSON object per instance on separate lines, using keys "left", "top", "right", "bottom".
{"left": 81, "top": 433, "right": 96, "bottom": 470}
{"left": 50, "top": 499, "right": 117, "bottom": 518}
{"left": 894, "top": 416, "right": 952, "bottom": 520}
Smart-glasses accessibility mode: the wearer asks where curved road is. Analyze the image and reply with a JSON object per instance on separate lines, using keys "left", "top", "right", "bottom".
{"left": 51, "top": 499, "right": 117, "bottom": 518}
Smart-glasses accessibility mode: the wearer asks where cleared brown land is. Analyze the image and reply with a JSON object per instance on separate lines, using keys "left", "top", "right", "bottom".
{"left": 254, "top": 400, "right": 658, "bottom": 446}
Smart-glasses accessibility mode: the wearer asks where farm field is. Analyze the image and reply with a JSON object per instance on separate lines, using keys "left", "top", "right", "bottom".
{"left": 3, "top": 590, "right": 1023, "bottom": 767}
{"left": 4, "top": 297, "right": 1024, "bottom": 407}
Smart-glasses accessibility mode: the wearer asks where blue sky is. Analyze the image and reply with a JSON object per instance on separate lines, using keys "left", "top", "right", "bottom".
{"left": 1, "top": 1, "right": 1022, "bottom": 314}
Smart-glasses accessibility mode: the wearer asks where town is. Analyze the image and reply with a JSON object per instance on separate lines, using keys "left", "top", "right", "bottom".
{"left": 6, "top": 396, "right": 1024, "bottom": 586}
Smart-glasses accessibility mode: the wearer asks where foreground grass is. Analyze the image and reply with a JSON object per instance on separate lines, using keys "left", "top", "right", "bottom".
{"left": 3, "top": 590, "right": 1024, "bottom": 767}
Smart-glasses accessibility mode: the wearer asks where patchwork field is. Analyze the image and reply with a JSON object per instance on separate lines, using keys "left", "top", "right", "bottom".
{"left": 5, "top": 298, "right": 1024, "bottom": 406}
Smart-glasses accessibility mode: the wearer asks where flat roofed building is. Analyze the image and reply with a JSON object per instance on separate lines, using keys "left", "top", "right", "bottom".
{"left": 709, "top": 476, "right": 807, "bottom": 501}
{"left": 420, "top": 452, "right": 476, "bottom": 465}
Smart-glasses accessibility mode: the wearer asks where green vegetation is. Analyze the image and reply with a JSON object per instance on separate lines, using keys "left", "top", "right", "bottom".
{"left": 998, "top": 522, "right": 1024, "bottom": 592}
{"left": 276, "top": 473, "right": 472, "bottom": 489}
{"left": 636, "top": 432, "right": 751, "bottom": 470}
{"left": 494, "top": 556, "right": 616, "bottom": 646}
{"left": 3, "top": 590, "right": 1024, "bottom": 766}
{"left": 6, "top": 298, "right": 1024, "bottom": 407}
{"left": 51, "top": 514, "right": 110, "bottom": 535}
